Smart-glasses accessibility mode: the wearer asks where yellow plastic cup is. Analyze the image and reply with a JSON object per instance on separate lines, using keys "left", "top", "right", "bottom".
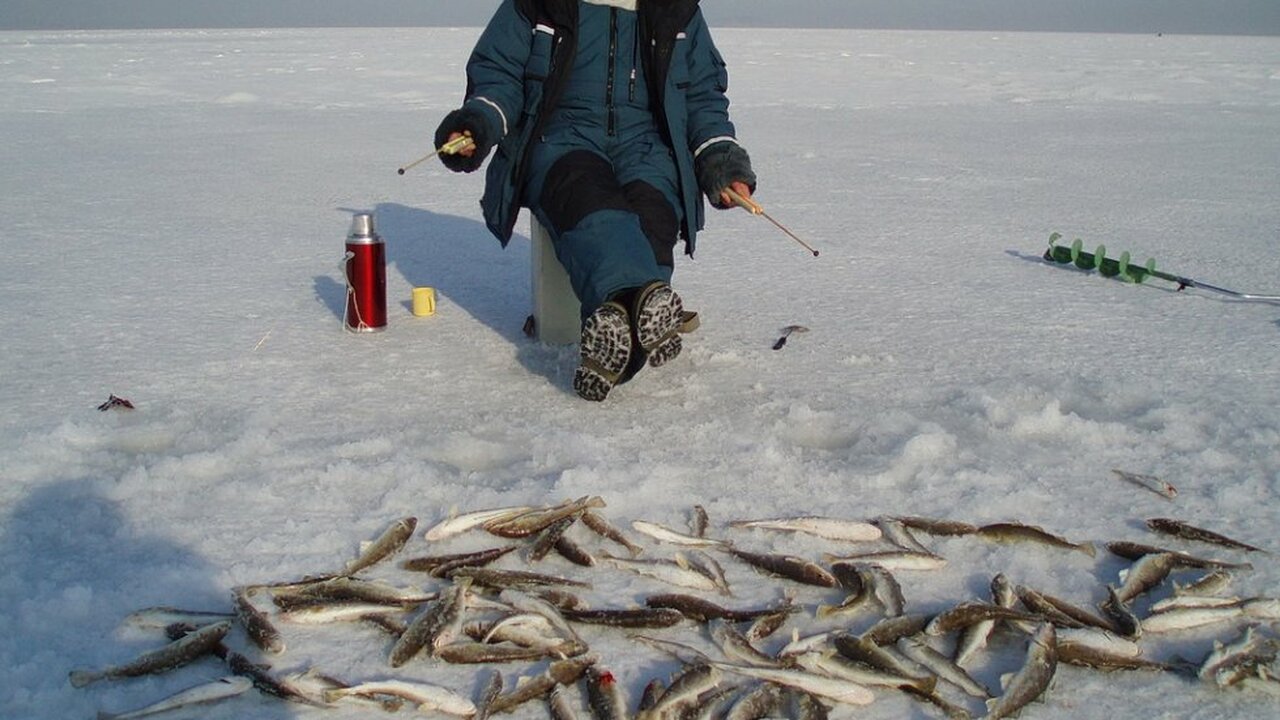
{"left": 412, "top": 287, "right": 436, "bottom": 317}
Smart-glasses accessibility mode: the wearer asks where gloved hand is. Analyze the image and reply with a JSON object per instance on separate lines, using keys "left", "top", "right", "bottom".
{"left": 695, "top": 141, "right": 757, "bottom": 209}
{"left": 434, "top": 106, "right": 492, "bottom": 173}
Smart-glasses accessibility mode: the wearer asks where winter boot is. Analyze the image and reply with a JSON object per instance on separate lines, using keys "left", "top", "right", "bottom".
{"left": 573, "top": 301, "right": 632, "bottom": 402}
{"left": 632, "top": 281, "right": 684, "bottom": 368}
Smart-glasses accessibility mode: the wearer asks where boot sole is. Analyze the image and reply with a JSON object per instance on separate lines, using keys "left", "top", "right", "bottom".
{"left": 573, "top": 302, "right": 632, "bottom": 401}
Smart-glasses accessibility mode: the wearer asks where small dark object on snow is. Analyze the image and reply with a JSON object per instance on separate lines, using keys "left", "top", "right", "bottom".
{"left": 98, "top": 395, "right": 135, "bottom": 411}
{"left": 772, "top": 325, "right": 809, "bottom": 350}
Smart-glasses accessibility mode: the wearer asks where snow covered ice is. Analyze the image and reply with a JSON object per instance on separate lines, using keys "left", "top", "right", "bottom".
{"left": 1, "top": 26, "right": 1278, "bottom": 719}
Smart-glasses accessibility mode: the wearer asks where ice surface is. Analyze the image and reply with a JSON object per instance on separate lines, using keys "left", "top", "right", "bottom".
{"left": 1, "top": 26, "right": 1278, "bottom": 719}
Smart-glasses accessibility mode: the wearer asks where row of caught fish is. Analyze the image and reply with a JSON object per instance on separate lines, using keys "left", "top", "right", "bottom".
{"left": 72, "top": 496, "right": 1277, "bottom": 719}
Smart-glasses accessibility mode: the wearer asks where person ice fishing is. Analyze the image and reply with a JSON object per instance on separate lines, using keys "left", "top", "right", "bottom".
{"left": 434, "top": 0, "right": 757, "bottom": 401}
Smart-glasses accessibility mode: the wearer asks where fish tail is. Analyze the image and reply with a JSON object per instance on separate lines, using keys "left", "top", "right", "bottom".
{"left": 1079, "top": 542, "right": 1097, "bottom": 558}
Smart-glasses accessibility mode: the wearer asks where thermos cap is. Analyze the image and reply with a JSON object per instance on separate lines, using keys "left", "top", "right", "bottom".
{"left": 348, "top": 212, "right": 380, "bottom": 243}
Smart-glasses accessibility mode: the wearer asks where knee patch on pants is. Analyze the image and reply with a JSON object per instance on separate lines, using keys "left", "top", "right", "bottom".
{"left": 538, "top": 150, "right": 632, "bottom": 235}
{"left": 622, "top": 180, "right": 678, "bottom": 268}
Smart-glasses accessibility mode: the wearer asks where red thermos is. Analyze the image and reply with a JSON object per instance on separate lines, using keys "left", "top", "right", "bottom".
{"left": 343, "top": 213, "right": 387, "bottom": 332}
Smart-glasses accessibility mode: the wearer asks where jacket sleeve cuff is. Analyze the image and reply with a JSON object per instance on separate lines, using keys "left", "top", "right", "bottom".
{"left": 433, "top": 105, "right": 495, "bottom": 173}
{"left": 694, "top": 140, "right": 757, "bottom": 207}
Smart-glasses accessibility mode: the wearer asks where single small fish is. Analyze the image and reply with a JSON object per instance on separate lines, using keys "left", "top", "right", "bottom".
{"left": 1056, "top": 643, "right": 1173, "bottom": 672}
{"left": 985, "top": 623, "right": 1057, "bottom": 720}
{"left": 861, "top": 614, "right": 931, "bottom": 646}
{"left": 486, "top": 496, "right": 606, "bottom": 538}
{"left": 892, "top": 516, "right": 979, "bottom": 537}
{"left": 1112, "top": 469, "right": 1177, "bottom": 499}
{"left": 581, "top": 510, "right": 644, "bottom": 556}
{"left": 69, "top": 620, "right": 232, "bottom": 688}
{"left": 1114, "top": 552, "right": 1179, "bottom": 604}
{"left": 1145, "top": 518, "right": 1266, "bottom": 553}
{"left": 435, "top": 642, "right": 551, "bottom": 665}
{"left": 1105, "top": 541, "right": 1253, "bottom": 570}
{"left": 772, "top": 324, "right": 810, "bottom": 350}
{"left": 389, "top": 577, "right": 471, "bottom": 667}
{"left": 925, "top": 601, "right": 1042, "bottom": 637}
{"left": 724, "top": 547, "right": 838, "bottom": 587}
{"left": 423, "top": 505, "right": 533, "bottom": 542}
{"left": 272, "top": 576, "right": 438, "bottom": 607}
{"left": 553, "top": 535, "right": 596, "bottom": 567}
{"left": 1056, "top": 627, "right": 1142, "bottom": 659}
{"left": 586, "top": 666, "right": 629, "bottom": 720}
{"left": 691, "top": 505, "right": 710, "bottom": 538}
{"left": 632, "top": 519, "right": 728, "bottom": 547}
{"left": 528, "top": 515, "right": 579, "bottom": 563}
{"left": 232, "top": 586, "right": 285, "bottom": 654}
{"left": 400, "top": 546, "right": 519, "bottom": 574}
{"left": 95, "top": 676, "right": 252, "bottom": 720}
{"left": 744, "top": 599, "right": 794, "bottom": 641}
{"left": 277, "top": 601, "right": 412, "bottom": 625}
{"left": 1017, "top": 586, "right": 1114, "bottom": 631}
{"left": 344, "top": 516, "right": 417, "bottom": 575}
{"left": 630, "top": 633, "right": 714, "bottom": 666}
{"left": 727, "top": 516, "right": 881, "bottom": 543}
{"left": 645, "top": 593, "right": 796, "bottom": 624}
{"left": 445, "top": 567, "right": 592, "bottom": 590}
{"left": 712, "top": 662, "right": 875, "bottom": 707}
{"left": 121, "top": 606, "right": 234, "bottom": 631}
{"left": 1141, "top": 604, "right": 1245, "bottom": 634}
{"left": 822, "top": 550, "right": 946, "bottom": 572}
{"left": 1149, "top": 594, "right": 1243, "bottom": 614}
{"left": 562, "top": 607, "right": 685, "bottom": 629}
{"left": 1174, "top": 569, "right": 1233, "bottom": 597}
{"left": 975, "top": 522, "right": 1095, "bottom": 557}
{"left": 600, "top": 553, "right": 720, "bottom": 592}
{"left": 323, "top": 679, "right": 477, "bottom": 716}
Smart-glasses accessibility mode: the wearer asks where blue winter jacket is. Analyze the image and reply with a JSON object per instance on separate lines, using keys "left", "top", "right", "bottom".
{"left": 436, "top": 0, "right": 754, "bottom": 255}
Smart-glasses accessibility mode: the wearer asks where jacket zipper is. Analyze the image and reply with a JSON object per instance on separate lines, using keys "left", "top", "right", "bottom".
{"left": 606, "top": 8, "right": 618, "bottom": 137}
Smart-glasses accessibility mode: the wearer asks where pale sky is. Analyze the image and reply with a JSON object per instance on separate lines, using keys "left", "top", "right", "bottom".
{"left": 2, "top": 0, "right": 1279, "bottom": 35}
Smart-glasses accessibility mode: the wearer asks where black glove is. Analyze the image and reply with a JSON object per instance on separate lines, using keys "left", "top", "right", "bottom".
{"left": 434, "top": 106, "right": 494, "bottom": 173}
{"left": 695, "top": 141, "right": 757, "bottom": 208}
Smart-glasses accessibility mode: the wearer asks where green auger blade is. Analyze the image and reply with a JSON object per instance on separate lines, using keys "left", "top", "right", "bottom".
{"left": 1043, "top": 232, "right": 1280, "bottom": 302}
{"left": 1044, "top": 233, "right": 1154, "bottom": 284}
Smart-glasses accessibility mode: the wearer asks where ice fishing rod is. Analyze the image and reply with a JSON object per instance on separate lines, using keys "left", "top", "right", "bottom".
{"left": 397, "top": 135, "right": 475, "bottom": 175}
{"left": 723, "top": 187, "right": 820, "bottom": 257}
{"left": 1043, "top": 232, "right": 1280, "bottom": 303}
